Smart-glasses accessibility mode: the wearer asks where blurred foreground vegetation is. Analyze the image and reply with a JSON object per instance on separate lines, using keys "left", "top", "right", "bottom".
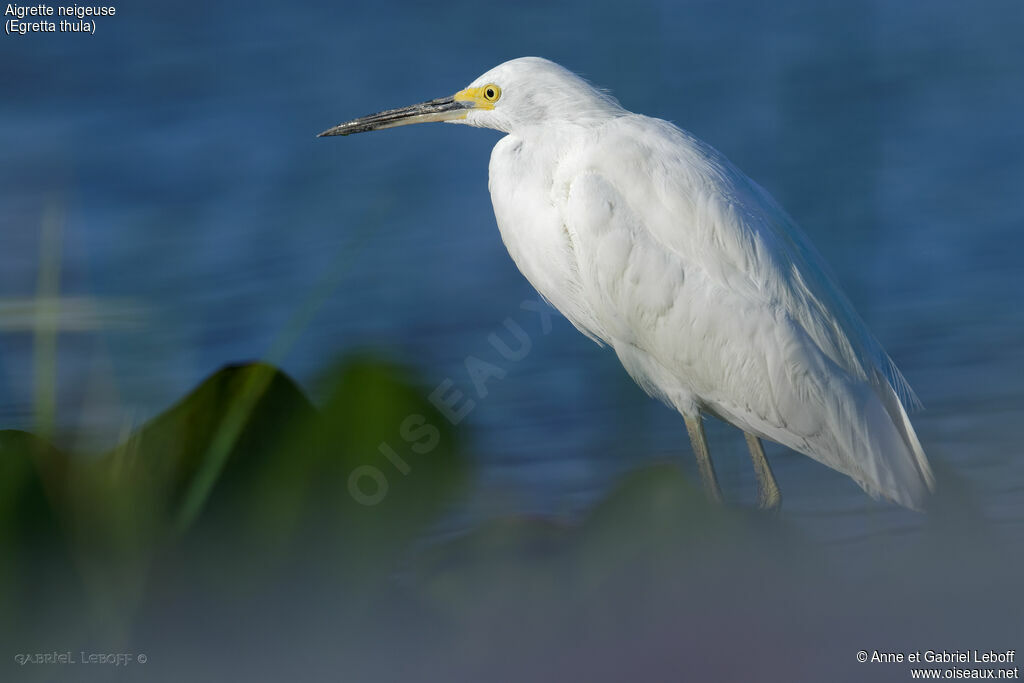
{"left": 1, "top": 357, "right": 1019, "bottom": 682}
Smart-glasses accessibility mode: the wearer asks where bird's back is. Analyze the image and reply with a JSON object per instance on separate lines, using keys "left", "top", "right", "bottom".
{"left": 490, "top": 114, "right": 934, "bottom": 508}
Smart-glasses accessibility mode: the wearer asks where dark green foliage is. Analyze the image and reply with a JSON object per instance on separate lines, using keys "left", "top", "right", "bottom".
{"left": 0, "top": 431, "right": 71, "bottom": 621}
{"left": 1, "top": 356, "right": 471, "bottom": 644}
{"left": 0, "top": 430, "right": 65, "bottom": 548}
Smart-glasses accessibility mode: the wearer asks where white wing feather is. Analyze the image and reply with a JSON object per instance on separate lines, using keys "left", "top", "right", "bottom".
{"left": 552, "top": 116, "right": 934, "bottom": 508}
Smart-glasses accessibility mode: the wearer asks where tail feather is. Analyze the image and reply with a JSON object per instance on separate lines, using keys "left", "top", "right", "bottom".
{"left": 849, "top": 382, "right": 935, "bottom": 510}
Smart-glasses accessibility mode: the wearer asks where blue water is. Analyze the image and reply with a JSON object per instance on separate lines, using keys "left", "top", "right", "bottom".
{"left": 2, "top": 0, "right": 1022, "bottom": 541}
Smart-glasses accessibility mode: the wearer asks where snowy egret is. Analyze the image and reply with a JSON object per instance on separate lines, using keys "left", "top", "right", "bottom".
{"left": 319, "top": 57, "right": 935, "bottom": 510}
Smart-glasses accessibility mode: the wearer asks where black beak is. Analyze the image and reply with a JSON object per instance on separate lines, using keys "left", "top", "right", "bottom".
{"left": 317, "top": 96, "right": 475, "bottom": 137}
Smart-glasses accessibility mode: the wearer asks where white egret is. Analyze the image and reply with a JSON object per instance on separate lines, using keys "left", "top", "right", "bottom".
{"left": 319, "top": 57, "right": 935, "bottom": 511}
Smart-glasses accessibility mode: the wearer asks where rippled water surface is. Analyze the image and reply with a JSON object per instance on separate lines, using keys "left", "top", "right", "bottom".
{"left": 2, "top": 0, "right": 1022, "bottom": 543}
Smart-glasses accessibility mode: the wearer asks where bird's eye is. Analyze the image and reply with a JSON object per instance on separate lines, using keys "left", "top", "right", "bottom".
{"left": 483, "top": 84, "right": 501, "bottom": 102}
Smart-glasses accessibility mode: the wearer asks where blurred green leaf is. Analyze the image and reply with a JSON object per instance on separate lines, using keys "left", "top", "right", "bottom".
{"left": 0, "top": 430, "right": 79, "bottom": 637}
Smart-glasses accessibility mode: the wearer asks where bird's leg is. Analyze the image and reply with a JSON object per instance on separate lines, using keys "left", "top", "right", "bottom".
{"left": 684, "top": 414, "right": 722, "bottom": 504}
{"left": 744, "top": 433, "right": 782, "bottom": 512}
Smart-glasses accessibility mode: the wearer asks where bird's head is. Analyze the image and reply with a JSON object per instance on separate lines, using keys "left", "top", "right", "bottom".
{"left": 318, "top": 57, "right": 623, "bottom": 138}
